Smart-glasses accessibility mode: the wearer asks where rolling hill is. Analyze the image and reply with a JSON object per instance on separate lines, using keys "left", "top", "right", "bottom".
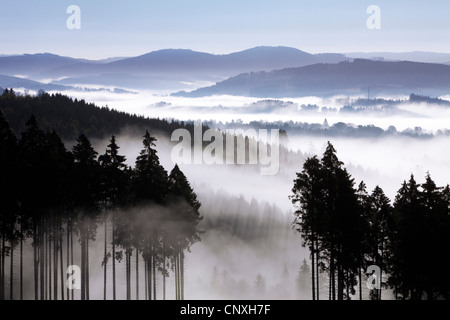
{"left": 173, "top": 59, "right": 450, "bottom": 98}
{"left": 0, "top": 47, "right": 349, "bottom": 89}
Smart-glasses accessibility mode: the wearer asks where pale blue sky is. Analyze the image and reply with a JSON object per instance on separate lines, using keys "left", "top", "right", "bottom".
{"left": 1, "top": 0, "right": 449, "bottom": 59}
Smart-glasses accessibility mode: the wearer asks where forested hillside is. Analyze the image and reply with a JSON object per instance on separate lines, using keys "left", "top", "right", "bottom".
{"left": 0, "top": 104, "right": 202, "bottom": 300}
{"left": 0, "top": 89, "right": 197, "bottom": 141}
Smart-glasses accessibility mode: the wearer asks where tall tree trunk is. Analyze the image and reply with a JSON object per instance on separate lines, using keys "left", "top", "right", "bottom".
{"left": 70, "top": 222, "right": 74, "bottom": 300}
{"left": 66, "top": 220, "right": 70, "bottom": 300}
{"left": 359, "top": 266, "right": 362, "bottom": 300}
{"left": 126, "top": 248, "right": 130, "bottom": 300}
{"left": 1, "top": 235, "right": 4, "bottom": 300}
{"left": 379, "top": 243, "right": 383, "bottom": 301}
{"left": 39, "top": 222, "right": 44, "bottom": 300}
{"left": 330, "top": 249, "right": 335, "bottom": 300}
{"left": 174, "top": 253, "right": 178, "bottom": 300}
{"left": 328, "top": 268, "right": 332, "bottom": 300}
{"left": 60, "top": 231, "right": 64, "bottom": 301}
{"left": 147, "top": 246, "right": 153, "bottom": 300}
{"left": 178, "top": 252, "right": 181, "bottom": 301}
{"left": 338, "top": 263, "right": 344, "bottom": 300}
{"left": 112, "top": 217, "right": 116, "bottom": 300}
{"left": 54, "top": 230, "right": 58, "bottom": 300}
{"left": 48, "top": 230, "right": 51, "bottom": 301}
{"left": 20, "top": 221, "right": 23, "bottom": 300}
{"left": 152, "top": 251, "right": 156, "bottom": 300}
{"left": 86, "top": 237, "right": 90, "bottom": 300}
{"left": 81, "top": 223, "right": 85, "bottom": 301}
{"left": 0, "top": 236, "right": 2, "bottom": 300}
{"left": 346, "top": 269, "right": 350, "bottom": 300}
{"left": 103, "top": 217, "right": 107, "bottom": 300}
{"left": 136, "top": 248, "right": 139, "bottom": 300}
{"left": 43, "top": 226, "right": 47, "bottom": 300}
{"left": 163, "top": 242, "right": 166, "bottom": 301}
{"left": 9, "top": 244, "right": 13, "bottom": 300}
{"left": 310, "top": 237, "right": 316, "bottom": 300}
{"left": 33, "top": 226, "right": 38, "bottom": 301}
{"left": 144, "top": 259, "right": 148, "bottom": 300}
{"left": 315, "top": 241, "right": 319, "bottom": 300}
{"left": 180, "top": 251, "right": 184, "bottom": 300}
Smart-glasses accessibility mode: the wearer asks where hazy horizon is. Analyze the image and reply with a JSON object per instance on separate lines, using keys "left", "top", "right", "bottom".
{"left": 3, "top": 47, "right": 450, "bottom": 61}
{"left": 2, "top": 0, "right": 450, "bottom": 59}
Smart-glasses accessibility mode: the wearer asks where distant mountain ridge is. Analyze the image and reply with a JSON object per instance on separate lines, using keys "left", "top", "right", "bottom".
{"left": 173, "top": 59, "right": 450, "bottom": 98}
{"left": 1, "top": 47, "right": 450, "bottom": 93}
{"left": 0, "top": 47, "right": 349, "bottom": 90}
{"left": 0, "top": 75, "right": 71, "bottom": 91}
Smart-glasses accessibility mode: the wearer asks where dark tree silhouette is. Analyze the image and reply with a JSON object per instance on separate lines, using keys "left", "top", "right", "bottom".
{"left": 167, "top": 164, "right": 202, "bottom": 300}
{"left": 98, "top": 135, "right": 128, "bottom": 300}
{"left": 72, "top": 134, "right": 100, "bottom": 300}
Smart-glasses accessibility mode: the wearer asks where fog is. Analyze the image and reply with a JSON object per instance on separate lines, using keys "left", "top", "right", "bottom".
{"left": 84, "top": 115, "right": 450, "bottom": 299}
{"left": 6, "top": 88, "right": 449, "bottom": 300}
{"left": 51, "top": 88, "right": 450, "bottom": 133}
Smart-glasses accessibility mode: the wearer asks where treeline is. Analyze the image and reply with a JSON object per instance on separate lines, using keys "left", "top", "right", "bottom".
{"left": 291, "top": 142, "right": 450, "bottom": 300}
{"left": 0, "top": 88, "right": 200, "bottom": 141}
{"left": 205, "top": 119, "right": 444, "bottom": 139}
{"left": 0, "top": 108, "right": 202, "bottom": 300}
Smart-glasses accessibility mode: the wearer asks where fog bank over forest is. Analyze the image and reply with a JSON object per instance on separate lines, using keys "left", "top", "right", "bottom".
{"left": 1, "top": 88, "right": 449, "bottom": 300}
{"left": 83, "top": 88, "right": 450, "bottom": 205}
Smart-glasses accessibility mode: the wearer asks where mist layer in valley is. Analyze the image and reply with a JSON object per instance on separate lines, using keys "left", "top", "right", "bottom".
{"left": 84, "top": 111, "right": 450, "bottom": 299}
{"left": 2, "top": 87, "right": 450, "bottom": 300}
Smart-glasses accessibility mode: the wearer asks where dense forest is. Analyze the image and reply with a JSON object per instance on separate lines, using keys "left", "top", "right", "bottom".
{"left": 0, "top": 88, "right": 200, "bottom": 141}
{"left": 291, "top": 143, "right": 450, "bottom": 300}
{"left": 0, "top": 94, "right": 202, "bottom": 300}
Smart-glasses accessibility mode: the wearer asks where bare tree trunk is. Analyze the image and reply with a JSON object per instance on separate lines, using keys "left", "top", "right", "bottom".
{"left": 330, "top": 250, "right": 335, "bottom": 300}
{"left": 379, "top": 243, "right": 384, "bottom": 301}
{"left": 329, "top": 268, "right": 332, "bottom": 300}
{"left": 1, "top": 235, "right": 4, "bottom": 300}
{"left": 66, "top": 220, "right": 70, "bottom": 300}
{"left": 181, "top": 251, "right": 184, "bottom": 300}
{"left": 10, "top": 244, "right": 13, "bottom": 300}
{"left": 359, "top": 266, "right": 362, "bottom": 300}
{"left": 54, "top": 230, "right": 58, "bottom": 300}
{"left": 315, "top": 242, "right": 319, "bottom": 300}
{"left": 60, "top": 231, "right": 64, "bottom": 301}
{"left": 147, "top": 248, "right": 152, "bottom": 301}
{"left": 44, "top": 227, "right": 47, "bottom": 300}
{"left": 174, "top": 253, "right": 177, "bottom": 300}
{"left": 163, "top": 242, "right": 166, "bottom": 301}
{"left": 103, "top": 217, "right": 107, "bottom": 300}
{"left": 310, "top": 237, "right": 316, "bottom": 300}
{"left": 86, "top": 237, "right": 89, "bottom": 300}
{"left": 33, "top": 227, "right": 38, "bottom": 300}
{"left": 126, "top": 248, "right": 130, "bottom": 300}
{"left": 20, "top": 221, "right": 23, "bottom": 300}
{"left": 152, "top": 251, "right": 156, "bottom": 300}
{"left": 48, "top": 230, "right": 52, "bottom": 301}
{"left": 112, "top": 217, "right": 116, "bottom": 300}
{"left": 39, "top": 222, "right": 44, "bottom": 300}
{"left": 338, "top": 262, "right": 344, "bottom": 300}
{"left": 175, "top": 252, "right": 179, "bottom": 300}
{"left": 144, "top": 259, "right": 148, "bottom": 300}
{"left": 346, "top": 269, "right": 350, "bottom": 300}
{"left": 70, "top": 222, "right": 74, "bottom": 300}
{"left": 136, "top": 248, "right": 139, "bottom": 300}
{"left": 81, "top": 223, "right": 85, "bottom": 301}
